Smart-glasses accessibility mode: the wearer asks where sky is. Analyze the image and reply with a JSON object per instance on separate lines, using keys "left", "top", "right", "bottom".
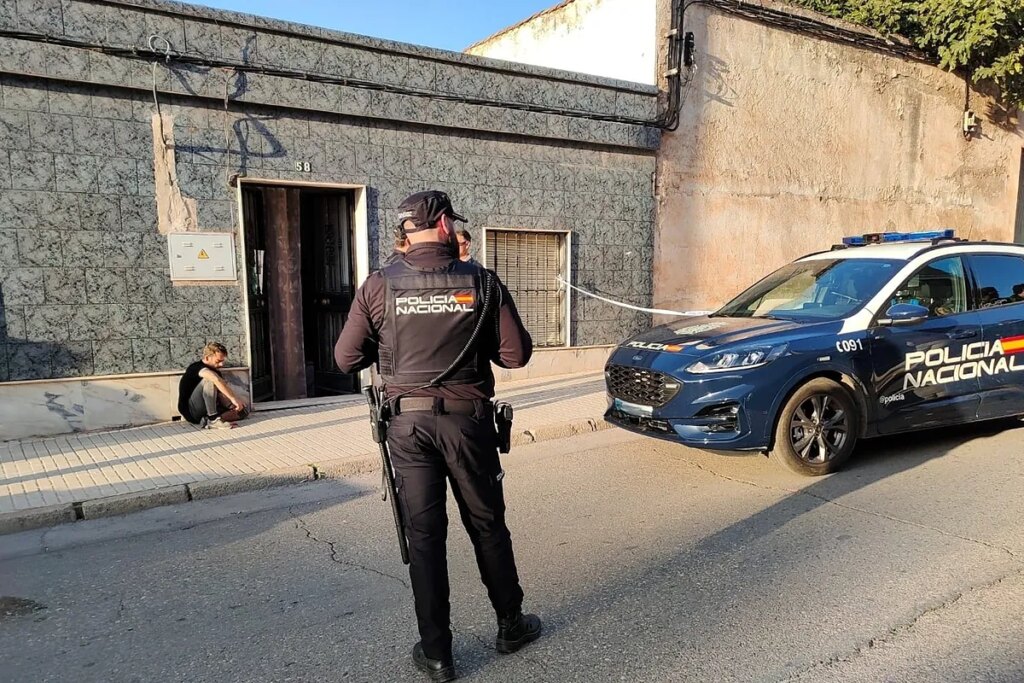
{"left": 189, "top": 0, "right": 561, "bottom": 53}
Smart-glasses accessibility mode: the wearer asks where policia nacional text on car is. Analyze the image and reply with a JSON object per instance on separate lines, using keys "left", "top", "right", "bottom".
{"left": 334, "top": 191, "right": 542, "bottom": 682}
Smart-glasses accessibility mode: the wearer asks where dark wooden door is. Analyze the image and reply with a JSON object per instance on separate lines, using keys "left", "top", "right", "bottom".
{"left": 302, "top": 192, "right": 356, "bottom": 396}
{"left": 267, "top": 187, "right": 307, "bottom": 399}
{"left": 242, "top": 187, "right": 274, "bottom": 402}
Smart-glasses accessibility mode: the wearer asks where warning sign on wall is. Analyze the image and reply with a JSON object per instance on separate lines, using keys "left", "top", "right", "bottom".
{"left": 167, "top": 233, "right": 237, "bottom": 281}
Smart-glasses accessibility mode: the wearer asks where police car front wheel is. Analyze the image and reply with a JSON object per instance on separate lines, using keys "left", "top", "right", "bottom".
{"left": 771, "top": 378, "right": 858, "bottom": 476}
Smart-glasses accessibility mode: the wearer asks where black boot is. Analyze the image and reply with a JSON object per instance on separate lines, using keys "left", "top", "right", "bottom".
{"left": 495, "top": 611, "right": 542, "bottom": 654}
{"left": 412, "top": 642, "right": 456, "bottom": 682}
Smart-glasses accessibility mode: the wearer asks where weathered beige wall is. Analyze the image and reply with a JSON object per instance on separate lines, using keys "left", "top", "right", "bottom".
{"left": 466, "top": 0, "right": 657, "bottom": 85}
{"left": 654, "top": 3, "right": 1024, "bottom": 313}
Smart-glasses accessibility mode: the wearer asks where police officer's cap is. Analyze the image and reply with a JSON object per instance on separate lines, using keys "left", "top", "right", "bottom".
{"left": 396, "top": 190, "right": 467, "bottom": 233}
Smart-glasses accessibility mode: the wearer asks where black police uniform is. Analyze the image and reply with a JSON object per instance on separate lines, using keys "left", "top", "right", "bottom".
{"left": 334, "top": 213, "right": 540, "bottom": 676}
{"left": 382, "top": 248, "right": 405, "bottom": 267}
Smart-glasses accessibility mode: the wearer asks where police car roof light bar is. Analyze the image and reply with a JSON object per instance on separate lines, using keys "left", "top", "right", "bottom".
{"left": 841, "top": 229, "right": 956, "bottom": 247}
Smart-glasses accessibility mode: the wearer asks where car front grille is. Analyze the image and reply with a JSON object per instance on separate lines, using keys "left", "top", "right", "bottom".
{"left": 606, "top": 364, "right": 680, "bottom": 408}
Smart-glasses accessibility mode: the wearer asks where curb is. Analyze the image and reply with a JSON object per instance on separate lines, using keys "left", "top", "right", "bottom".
{"left": 189, "top": 466, "right": 316, "bottom": 500}
{"left": 81, "top": 486, "right": 190, "bottom": 521}
{"left": 515, "top": 417, "right": 614, "bottom": 445}
{"left": 0, "top": 503, "right": 77, "bottom": 535}
{"left": 1, "top": 415, "right": 613, "bottom": 536}
{"left": 314, "top": 454, "right": 380, "bottom": 480}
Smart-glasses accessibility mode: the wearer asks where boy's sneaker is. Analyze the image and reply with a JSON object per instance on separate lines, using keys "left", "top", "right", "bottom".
{"left": 204, "top": 417, "right": 235, "bottom": 430}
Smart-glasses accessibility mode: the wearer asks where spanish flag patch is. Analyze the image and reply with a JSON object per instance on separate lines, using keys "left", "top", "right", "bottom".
{"left": 999, "top": 335, "right": 1024, "bottom": 354}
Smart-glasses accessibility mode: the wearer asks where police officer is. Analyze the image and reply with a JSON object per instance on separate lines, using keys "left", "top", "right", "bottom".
{"left": 334, "top": 190, "right": 542, "bottom": 682}
{"left": 455, "top": 229, "right": 481, "bottom": 267}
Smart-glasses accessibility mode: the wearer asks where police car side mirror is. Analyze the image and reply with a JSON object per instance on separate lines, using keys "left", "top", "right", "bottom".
{"left": 878, "top": 303, "right": 929, "bottom": 327}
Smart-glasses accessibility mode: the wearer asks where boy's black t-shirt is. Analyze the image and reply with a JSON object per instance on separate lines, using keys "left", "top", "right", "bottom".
{"left": 177, "top": 361, "right": 221, "bottom": 423}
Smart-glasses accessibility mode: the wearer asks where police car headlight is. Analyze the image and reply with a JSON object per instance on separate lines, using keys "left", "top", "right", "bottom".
{"left": 687, "top": 345, "right": 788, "bottom": 374}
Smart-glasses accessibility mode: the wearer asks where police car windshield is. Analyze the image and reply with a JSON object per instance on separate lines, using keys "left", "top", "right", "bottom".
{"left": 714, "top": 258, "right": 900, "bottom": 321}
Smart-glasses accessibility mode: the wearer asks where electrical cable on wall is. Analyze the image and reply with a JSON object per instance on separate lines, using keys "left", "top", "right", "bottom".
{"left": 0, "top": 28, "right": 661, "bottom": 130}
{"left": 222, "top": 65, "right": 239, "bottom": 230}
{"left": 658, "top": 0, "right": 932, "bottom": 130}
{"left": 148, "top": 34, "right": 174, "bottom": 147}
{"left": 2, "top": 1, "right": 928, "bottom": 135}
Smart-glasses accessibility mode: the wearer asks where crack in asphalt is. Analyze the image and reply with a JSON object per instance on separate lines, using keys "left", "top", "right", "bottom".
{"left": 39, "top": 526, "right": 54, "bottom": 553}
{"left": 680, "top": 459, "right": 1021, "bottom": 562}
{"left": 675, "top": 458, "right": 1024, "bottom": 681}
{"left": 798, "top": 489, "right": 1021, "bottom": 562}
{"left": 776, "top": 565, "right": 1024, "bottom": 682}
{"left": 452, "top": 625, "right": 493, "bottom": 652}
{"left": 289, "top": 508, "right": 409, "bottom": 588}
{"left": 286, "top": 504, "right": 548, "bottom": 669}
{"left": 164, "top": 493, "right": 346, "bottom": 534}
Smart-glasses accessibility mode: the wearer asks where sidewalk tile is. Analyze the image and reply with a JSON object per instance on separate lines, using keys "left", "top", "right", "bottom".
{"left": 0, "top": 372, "right": 608, "bottom": 516}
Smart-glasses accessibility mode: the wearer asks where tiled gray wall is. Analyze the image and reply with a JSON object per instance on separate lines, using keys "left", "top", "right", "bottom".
{"left": 0, "top": 0, "right": 656, "bottom": 383}
{"left": 0, "top": 0, "right": 660, "bottom": 149}
{"left": 0, "top": 78, "right": 249, "bottom": 381}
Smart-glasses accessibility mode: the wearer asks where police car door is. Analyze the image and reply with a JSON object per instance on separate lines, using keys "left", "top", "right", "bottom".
{"left": 966, "top": 253, "right": 1024, "bottom": 419}
{"left": 869, "top": 255, "right": 983, "bottom": 434}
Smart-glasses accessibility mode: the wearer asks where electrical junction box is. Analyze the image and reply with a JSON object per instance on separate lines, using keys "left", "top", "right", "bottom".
{"left": 168, "top": 232, "right": 237, "bottom": 281}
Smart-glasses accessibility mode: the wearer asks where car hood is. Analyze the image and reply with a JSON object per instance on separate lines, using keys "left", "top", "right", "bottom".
{"left": 617, "top": 315, "right": 807, "bottom": 357}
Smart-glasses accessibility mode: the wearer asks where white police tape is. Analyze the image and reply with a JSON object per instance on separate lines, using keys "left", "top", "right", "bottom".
{"left": 555, "top": 277, "right": 712, "bottom": 317}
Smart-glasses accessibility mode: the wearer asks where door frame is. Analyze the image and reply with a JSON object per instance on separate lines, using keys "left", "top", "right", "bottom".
{"left": 234, "top": 179, "right": 370, "bottom": 403}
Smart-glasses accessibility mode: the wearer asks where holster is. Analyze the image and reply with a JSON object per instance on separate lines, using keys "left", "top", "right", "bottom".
{"left": 371, "top": 402, "right": 390, "bottom": 443}
{"left": 494, "top": 401, "right": 514, "bottom": 454}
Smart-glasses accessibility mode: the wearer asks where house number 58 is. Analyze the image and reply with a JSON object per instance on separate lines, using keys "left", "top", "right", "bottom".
{"left": 295, "top": 161, "right": 312, "bottom": 172}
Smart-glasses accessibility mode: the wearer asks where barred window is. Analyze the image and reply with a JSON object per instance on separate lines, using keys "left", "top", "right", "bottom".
{"left": 484, "top": 229, "right": 569, "bottom": 347}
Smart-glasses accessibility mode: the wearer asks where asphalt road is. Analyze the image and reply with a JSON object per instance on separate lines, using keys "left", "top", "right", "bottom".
{"left": 2, "top": 420, "right": 1022, "bottom": 682}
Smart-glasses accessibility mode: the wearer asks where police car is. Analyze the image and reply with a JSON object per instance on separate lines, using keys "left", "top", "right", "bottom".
{"left": 604, "top": 230, "right": 1024, "bottom": 476}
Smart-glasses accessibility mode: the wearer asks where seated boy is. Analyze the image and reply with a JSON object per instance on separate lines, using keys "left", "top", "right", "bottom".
{"left": 177, "top": 342, "right": 249, "bottom": 429}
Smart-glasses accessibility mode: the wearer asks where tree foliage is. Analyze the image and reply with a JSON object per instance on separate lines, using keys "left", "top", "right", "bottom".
{"left": 790, "top": 0, "right": 1024, "bottom": 108}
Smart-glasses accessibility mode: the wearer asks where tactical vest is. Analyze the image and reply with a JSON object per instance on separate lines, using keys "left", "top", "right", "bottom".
{"left": 378, "top": 258, "right": 488, "bottom": 387}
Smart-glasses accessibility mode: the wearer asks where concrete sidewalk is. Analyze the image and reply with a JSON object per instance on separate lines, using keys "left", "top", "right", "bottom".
{"left": 0, "top": 372, "right": 610, "bottom": 533}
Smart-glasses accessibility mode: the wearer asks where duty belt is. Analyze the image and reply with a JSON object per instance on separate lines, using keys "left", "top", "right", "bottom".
{"left": 394, "top": 397, "right": 487, "bottom": 415}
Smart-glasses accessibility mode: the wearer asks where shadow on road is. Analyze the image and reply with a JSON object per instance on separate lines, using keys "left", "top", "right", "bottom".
{"left": 527, "top": 416, "right": 1024, "bottom": 681}
{"left": 4, "top": 411, "right": 1021, "bottom": 682}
